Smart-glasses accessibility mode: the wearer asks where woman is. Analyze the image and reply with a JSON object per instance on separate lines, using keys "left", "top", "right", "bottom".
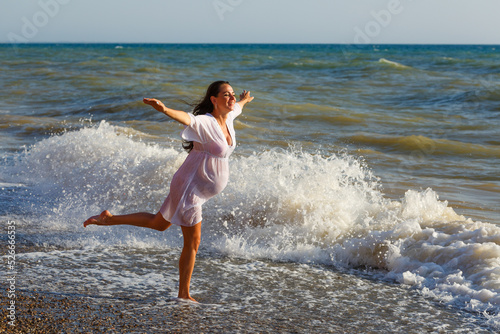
{"left": 84, "top": 81, "right": 254, "bottom": 302}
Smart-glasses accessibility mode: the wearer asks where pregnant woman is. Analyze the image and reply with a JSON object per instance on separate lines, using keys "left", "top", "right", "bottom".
{"left": 84, "top": 81, "right": 254, "bottom": 302}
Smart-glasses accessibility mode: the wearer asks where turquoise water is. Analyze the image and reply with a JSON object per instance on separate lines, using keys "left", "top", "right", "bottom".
{"left": 1, "top": 44, "right": 500, "bottom": 332}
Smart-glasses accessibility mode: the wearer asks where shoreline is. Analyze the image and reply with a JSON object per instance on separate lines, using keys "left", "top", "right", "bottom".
{"left": 1, "top": 287, "right": 492, "bottom": 333}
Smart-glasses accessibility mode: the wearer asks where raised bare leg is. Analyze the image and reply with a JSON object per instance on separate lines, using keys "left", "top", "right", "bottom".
{"left": 178, "top": 222, "right": 202, "bottom": 302}
{"left": 84, "top": 210, "right": 171, "bottom": 231}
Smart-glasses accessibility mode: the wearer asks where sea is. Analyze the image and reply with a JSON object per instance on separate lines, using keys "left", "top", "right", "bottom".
{"left": 1, "top": 44, "right": 499, "bottom": 332}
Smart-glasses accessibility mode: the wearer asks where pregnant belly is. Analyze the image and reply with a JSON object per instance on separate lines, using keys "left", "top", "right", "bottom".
{"left": 196, "top": 161, "right": 229, "bottom": 198}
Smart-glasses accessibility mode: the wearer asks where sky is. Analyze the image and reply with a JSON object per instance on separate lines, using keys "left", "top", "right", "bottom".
{"left": 1, "top": 0, "right": 499, "bottom": 44}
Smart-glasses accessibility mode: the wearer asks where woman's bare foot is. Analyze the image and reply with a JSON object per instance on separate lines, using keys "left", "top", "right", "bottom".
{"left": 177, "top": 296, "right": 198, "bottom": 303}
{"left": 83, "top": 210, "right": 113, "bottom": 227}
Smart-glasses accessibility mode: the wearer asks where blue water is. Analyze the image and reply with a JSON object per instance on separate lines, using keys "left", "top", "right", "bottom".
{"left": 1, "top": 44, "right": 499, "bottom": 332}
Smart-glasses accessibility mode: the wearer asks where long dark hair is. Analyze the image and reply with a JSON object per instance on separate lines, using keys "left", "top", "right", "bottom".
{"left": 182, "top": 81, "right": 230, "bottom": 152}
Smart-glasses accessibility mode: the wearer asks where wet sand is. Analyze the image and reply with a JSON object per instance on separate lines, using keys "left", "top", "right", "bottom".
{"left": 2, "top": 288, "right": 492, "bottom": 333}
{"left": 1, "top": 291, "right": 133, "bottom": 333}
{"left": 1, "top": 290, "right": 320, "bottom": 333}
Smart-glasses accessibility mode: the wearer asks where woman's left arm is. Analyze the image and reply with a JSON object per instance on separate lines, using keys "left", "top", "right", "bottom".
{"left": 237, "top": 90, "right": 254, "bottom": 109}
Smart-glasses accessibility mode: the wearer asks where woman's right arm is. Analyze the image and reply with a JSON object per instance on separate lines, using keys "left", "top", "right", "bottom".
{"left": 143, "top": 98, "right": 191, "bottom": 126}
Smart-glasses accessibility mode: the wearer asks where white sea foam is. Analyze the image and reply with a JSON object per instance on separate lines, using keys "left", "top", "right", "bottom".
{"left": 4, "top": 122, "right": 500, "bottom": 328}
{"left": 379, "top": 58, "right": 412, "bottom": 69}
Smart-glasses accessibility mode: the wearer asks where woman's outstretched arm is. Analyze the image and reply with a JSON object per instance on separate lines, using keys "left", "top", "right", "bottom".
{"left": 143, "top": 98, "right": 191, "bottom": 125}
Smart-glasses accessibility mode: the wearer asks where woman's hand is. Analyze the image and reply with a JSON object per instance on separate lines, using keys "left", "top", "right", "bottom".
{"left": 238, "top": 90, "right": 254, "bottom": 108}
{"left": 143, "top": 98, "right": 166, "bottom": 112}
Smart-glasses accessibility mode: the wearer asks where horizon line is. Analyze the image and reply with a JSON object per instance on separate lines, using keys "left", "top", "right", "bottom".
{"left": 1, "top": 42, "right": 499, "bottom": 46}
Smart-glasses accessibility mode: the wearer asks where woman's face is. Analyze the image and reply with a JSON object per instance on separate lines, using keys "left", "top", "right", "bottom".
{"left": 212, "top": 84, "right": 236, "bottom": 112}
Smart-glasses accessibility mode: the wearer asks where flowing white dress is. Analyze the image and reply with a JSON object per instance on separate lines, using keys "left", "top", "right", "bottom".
{"left": 159, "top": 103, "right": 242, "bottom": 227}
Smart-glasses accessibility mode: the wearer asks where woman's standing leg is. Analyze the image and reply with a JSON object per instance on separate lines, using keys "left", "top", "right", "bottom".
{"left": 178, "top": 222, "right": 202, "bottom": 302}
{"left": 85, "top": 211, "right": 202, "bottom": 301}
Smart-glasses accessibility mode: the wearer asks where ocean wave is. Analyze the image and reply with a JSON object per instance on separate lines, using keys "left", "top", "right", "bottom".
{"left": 287, "top": 114, "right": 365, "bottom": 125}
{"left": 281, "top": 104, "right": 365, "bottom": 125}
{"left": 0, "top": 114, "right": 70, "bottom": 137}
{"left": 349, "top": 133, "right": 500, "bottom": 159}
{"left": 134, "top": 67, "right": 164, "bottom": 74}
{"left": 5, "top": 121, "right": 182, "bottom": 222}
{"left": 210, "top": 146, "right": 500, "bottom": 320}
{"left": 3, "top": 122, "right": 500, "bottom": 325}
{"left": 263, "top": 58, "right": 346, "bottom": 71}
{"left": 378, "top": 58, "right": 413, "bottom": 70}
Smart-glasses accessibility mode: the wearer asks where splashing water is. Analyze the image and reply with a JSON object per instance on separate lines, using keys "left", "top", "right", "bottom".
{"left": 3, "top": 121, "right": 500, "bottom": 329}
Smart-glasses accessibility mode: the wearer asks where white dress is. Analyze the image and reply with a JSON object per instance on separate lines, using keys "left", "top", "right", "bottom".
{"left": 159, "top": 103, "right": 242, "bottom": 226}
